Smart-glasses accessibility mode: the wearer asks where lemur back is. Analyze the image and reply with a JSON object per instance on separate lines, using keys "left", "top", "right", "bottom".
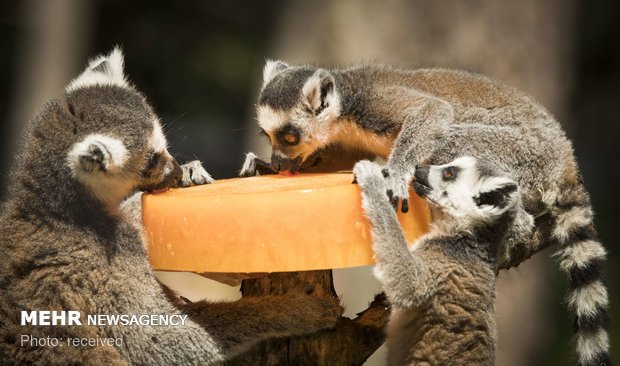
{"left": 245, "top": 62, "right": 611, "bottom": 366}
{"left": 354, "top": 157, "right": 525, "bottom": 366}
{"left": 0, "top": 49, "right": 340, "bottom": 365}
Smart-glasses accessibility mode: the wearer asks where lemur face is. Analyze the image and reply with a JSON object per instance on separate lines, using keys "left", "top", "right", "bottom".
{"left": 64, "top": 48, "right": 182, "bottom": 209}
{"left": 256, "top": 60, "right": 341, "bottom": 172}
{"left": 413, "top": 157, "right": 518, "bottom": 228}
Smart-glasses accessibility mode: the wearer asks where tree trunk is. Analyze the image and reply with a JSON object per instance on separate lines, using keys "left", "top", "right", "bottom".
{"left": 225, "top": 270, "right": 390, "bottom": 366}
{"left": 2, "top": 0, "right": 92, "bottom": 199}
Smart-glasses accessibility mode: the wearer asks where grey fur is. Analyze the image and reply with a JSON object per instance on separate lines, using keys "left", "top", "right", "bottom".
{"left": 251, "top": 62, "right": 611, "bottom": 365}
{"left": 0, "top": 50, "right": 340, "bottom": 365}
{"left": 259, "top": 66, "right": 316, "bottom": 110}
{"left": 354, "top": 158, "right": 525, "bottom": 366}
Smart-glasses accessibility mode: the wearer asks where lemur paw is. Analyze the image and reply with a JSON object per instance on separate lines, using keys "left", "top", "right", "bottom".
{"left": 353, "top": 160, "right": 386, "bottom": 192}
{"left": 180, "top": 160, "right": 213, "bottom": 187}
{"left": 239, "top": 152, "right": 276, "bottom": 177}
{"left": 382, "top": 166, "right": 411, "bottom": 213}
{"left": 239, "top": 152, "right": 260, "bottom": 177}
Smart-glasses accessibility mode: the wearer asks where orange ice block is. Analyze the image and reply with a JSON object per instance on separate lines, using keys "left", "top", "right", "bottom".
{"left": 142, "top": 173, "right": 430, "bottom": 273}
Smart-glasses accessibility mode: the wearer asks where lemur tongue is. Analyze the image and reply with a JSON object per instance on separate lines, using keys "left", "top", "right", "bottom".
{"left": 150, "top": 188, "right": 170, "bottom": 194}
{"left": 279, "top": 170, "right": 300, "bottom": 176}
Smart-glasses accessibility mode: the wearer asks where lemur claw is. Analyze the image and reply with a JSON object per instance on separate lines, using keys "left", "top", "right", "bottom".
{"left": 180, "top": 160, "right": 213, "bottom": 187}
{"left": 401, "top": 198, "right": 409, "bottom": 213}
{"left": 390, "top": 197, "right": 399, "bottom": 210}
{"left": 383, "top": 166, "right": 411, "bottom": 213}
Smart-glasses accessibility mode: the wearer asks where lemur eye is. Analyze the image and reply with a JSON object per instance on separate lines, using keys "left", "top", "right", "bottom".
{"left": 277, "top": 125, "right": 301, "bottom": 146}
{"left": 442, "top": 167, "right": 457, "bottom": 180}
{"left": 283, "top": 133, "right": 299, "bottom": 145}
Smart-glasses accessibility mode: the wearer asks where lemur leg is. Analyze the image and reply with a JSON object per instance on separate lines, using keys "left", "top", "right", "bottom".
{"left": 239, "top": 152, "right": 277, "bottom": 177}
{"left": 549, "top": 181, "right": 610, "bottom": 366}
{"left": 384, "top": 98, "right": 453, "bottom": 212}
{"left": 173, "top": 292, "right": 343, "bottom": 359}
{"left": 354, "top": 160, "right": 435, "bottom": 307}
{"left": 130, "top": 283, "right": 341, "bottom": 364}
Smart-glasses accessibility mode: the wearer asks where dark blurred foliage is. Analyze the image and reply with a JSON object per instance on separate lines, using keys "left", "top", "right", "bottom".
{"left": 0, "top": 0, "right": 286, "bottom": 182}
{"left": 547, "top": 0, "right": 620, "bottom": 364}
{"left": 0, "top": 1, "right": 619, "bottom": 364}
{"left": 89, "top": 0, "right": 287, "bottom": 178}
{"left": 540, "top": 0, "right": 620, "bottom": 364}
{"left": 0, "top": 2, "right": 17, "bottom": 144}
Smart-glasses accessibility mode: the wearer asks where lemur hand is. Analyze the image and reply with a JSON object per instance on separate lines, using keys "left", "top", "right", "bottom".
{"left": 352, "top": 160, "right": 386, "bottom": 195}
{"left": 180, "top": 160, "right": 213, "bottom": 187}
{"left": 239, "top": 152, "right": 276, "bottom": 177}
{"left": 381, "top": 165, "right": 412, "bottom": 213}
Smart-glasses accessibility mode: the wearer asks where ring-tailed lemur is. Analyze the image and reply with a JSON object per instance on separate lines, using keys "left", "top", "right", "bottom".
{"left": 0, "top": 49, "right": 341, "bottom": 365}
{"left": 354, "top": 157, "right": 528, "bottom": 366}
{"left": 241, "top": 61, "right": 611, "bottom": 366}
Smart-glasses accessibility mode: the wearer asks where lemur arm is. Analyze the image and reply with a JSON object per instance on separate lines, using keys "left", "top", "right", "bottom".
{"left": 239, "top": 152, "right": 277, "bottom": 177}
{"left": 383, "top": 96, "right": 453, "bottom": 212}
{"left": 354, "top": 160, "right": 436, "bottom": 307}
{"left": 161, "top": 283, "right": 342, "bottom": 359}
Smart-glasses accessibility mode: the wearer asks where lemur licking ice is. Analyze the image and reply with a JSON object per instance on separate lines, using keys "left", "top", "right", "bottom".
{"left": 241, "top": 62, "right": 611, "bottom": 366}
{"left": 354, "top": 157, "right": 527, "bottom": 366}
{"left": 0, "top": 49, "right": 341, "bottom": 365}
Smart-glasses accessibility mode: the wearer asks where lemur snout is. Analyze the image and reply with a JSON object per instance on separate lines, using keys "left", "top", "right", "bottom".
{"left": 170, "top": 158, "right": 183, "bottom": 182}
{"left": 155, "top": 157, "right": 183, "bottom": 190}
{"left": 414, "top": 165, "right": 430, "bottom": 184}
{"left": 413, "top": 165, "right": 431, "bottom": 196}
{"left": 271, "top": 153, "right": 302, "bottom": 172}
{"left": 139, "top": 155, "right": 183, "bottom": 192}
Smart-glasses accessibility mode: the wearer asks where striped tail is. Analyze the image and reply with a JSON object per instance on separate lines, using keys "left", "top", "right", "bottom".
{"left": 553, "top": 190, "right": 611, "bottom": 366}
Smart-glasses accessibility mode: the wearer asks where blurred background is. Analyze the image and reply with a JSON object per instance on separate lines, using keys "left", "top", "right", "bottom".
{"left": 0, "top": 0, "right": 618, "bottom": 364}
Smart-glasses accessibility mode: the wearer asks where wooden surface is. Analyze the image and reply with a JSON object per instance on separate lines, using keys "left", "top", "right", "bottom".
{"left": 225, "top": 270, "right": 390, "bottom": 366}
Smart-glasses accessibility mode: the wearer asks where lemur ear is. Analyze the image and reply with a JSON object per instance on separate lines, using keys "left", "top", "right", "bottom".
{"left": 67, "top": 134, "right": 129, "bottom": 175}
{"left": 474, "top": 178, "right": 518, "bottom": 209}
{"left": 262, "top": 60, "right": 288, "bottom": 88}
{"left": 65, "top": 46, "right": 129, "bottom": 93}
{"left": 302, "top": 69, "right": 338, "bottom": 115}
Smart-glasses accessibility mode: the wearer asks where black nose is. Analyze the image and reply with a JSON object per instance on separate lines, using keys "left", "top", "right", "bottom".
{"left": 271, "top": 153, "right": 302, "bottom": 172}
{"left": 414, "top": 165, "right": 430, "bottom": 186}
{"left": 413, "top": 165, "right": 431, "bottom": 197}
